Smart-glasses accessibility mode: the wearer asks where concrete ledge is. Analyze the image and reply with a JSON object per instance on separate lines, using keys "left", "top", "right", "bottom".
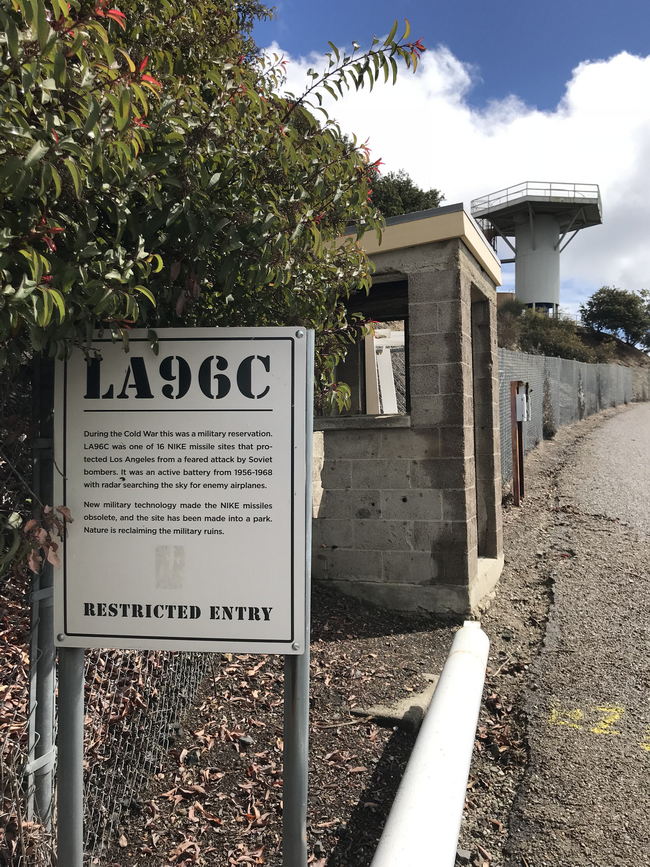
{"left": 350, "top": 673, "right": 439, "bottom": 732}
{"left": 315, "top": 414, "right": 411, "bottom": 431}
{"left": 323, "top": 578, "right": 469, "bottom": 618}
{"left": 469, "top": 555, "right": 505, "bottom": 613}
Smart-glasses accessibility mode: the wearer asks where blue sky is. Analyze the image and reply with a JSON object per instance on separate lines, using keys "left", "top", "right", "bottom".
{"left": 256, "top": 1, "right": 650, "bottom": 313}
{"left": 255, "top": 0, "right": 650, "bottom": 111}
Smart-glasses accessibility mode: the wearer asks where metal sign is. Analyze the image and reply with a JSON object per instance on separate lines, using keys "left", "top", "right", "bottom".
{"left": 54, "top": 327, "right": 311, "bottom": 653}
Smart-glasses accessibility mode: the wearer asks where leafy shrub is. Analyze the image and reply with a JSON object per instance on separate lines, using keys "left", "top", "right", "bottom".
{"left": 0, "top": 0, "right": 422, "bottom": 403}
{"left": 519, "top": 312, "right": 597, "bottom": 362}
{"left": 496, "top": 298, "right": 524, "bottom": 350}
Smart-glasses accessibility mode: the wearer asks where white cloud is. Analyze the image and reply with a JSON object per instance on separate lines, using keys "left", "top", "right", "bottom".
{"left": 268, "top": 43, "right": 650, "bottom": 309}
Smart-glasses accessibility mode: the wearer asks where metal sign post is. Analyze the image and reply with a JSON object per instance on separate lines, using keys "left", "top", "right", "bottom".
{"left": 53, "top": 328, "right": 314, "bottom": 864}
{"left": 57, "top": 647, "right": 85, "bottom": 865}
{"left": 283, "top": 329, "right": 313, "bottom": 866}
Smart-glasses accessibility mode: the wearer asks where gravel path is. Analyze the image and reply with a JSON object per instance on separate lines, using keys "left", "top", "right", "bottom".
{"left": 570, "top": 402, "right": 650, "bottom": 534}
{"left": 505, "top": 404, "right": 650, "bottom": 866}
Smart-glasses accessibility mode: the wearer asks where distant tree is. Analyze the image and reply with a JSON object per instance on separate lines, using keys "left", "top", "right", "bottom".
{"left": 370, "top": 169, "right": 443, "bottom": 217}
{"left": 580, "top": 287, "right": 650, "bottom": 347}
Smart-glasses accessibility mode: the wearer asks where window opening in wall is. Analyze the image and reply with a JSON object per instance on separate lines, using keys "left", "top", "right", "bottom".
{"left": 320, "top": 277, "right": 409, "bottom": 418}
{"left": 323, "top": 318, "right": 408, "bottom": 417}
{"left": 366, "top": 322, "right": 407, "bottom": 414}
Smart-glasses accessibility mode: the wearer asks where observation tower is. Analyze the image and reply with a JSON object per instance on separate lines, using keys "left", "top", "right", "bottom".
{"left": 471, "top": 182, "right": 602, "bottom": 315}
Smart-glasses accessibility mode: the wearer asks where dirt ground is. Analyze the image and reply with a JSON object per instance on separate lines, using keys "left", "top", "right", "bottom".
{"left": 102, "top": 408, "right": 629, "bottom": 867}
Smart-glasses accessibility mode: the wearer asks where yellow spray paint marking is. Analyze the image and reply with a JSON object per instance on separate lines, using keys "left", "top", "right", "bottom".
{"left": 547, "top": 702, "right": 650, "bottom": 755}
{"left": 548, "top": 706, "right": 584, "bottom": 729}
{"left": 549, "top": 704, "right": 625, "bottom": 734}
{"left": 640, "top": 727, "right": 650, "bottom": 753}
{"left": 590, "top": 706, "right": 624, "bottom": 736}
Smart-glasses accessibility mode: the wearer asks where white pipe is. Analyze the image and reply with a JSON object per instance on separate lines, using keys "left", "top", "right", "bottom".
{"left": 370, "top": 621, "right": 490, "bottom": 867}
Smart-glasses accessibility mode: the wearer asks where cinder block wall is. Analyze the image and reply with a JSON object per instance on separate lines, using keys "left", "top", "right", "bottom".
{"left": 312, "top": 238, "right": 503, "bottom": 616}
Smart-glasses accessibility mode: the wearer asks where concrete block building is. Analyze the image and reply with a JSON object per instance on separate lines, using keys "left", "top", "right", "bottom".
{"left": 312, "top": 204, "right": 504, "bottom": 616}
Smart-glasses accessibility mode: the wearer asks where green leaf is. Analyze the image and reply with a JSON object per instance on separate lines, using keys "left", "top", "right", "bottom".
{"left": 47, "top": 287, "right": 65, "bottom": 321}
{"left": 390, "top": 56, "right": 398, "bottom": 85}
{"left": 134, "top": 285, "right": 156, "bottom": 305}
{"left": 83, "top": 98, "right": 102, "bottom": 134}
{"left": 147, "top": 328, "right": 159, "bottom": 355}
{"left": 37, "top": 285, "right": 53, "bottom": 326}
{"left": 50, "top": 164, "right": 62, "bottom": 198}
{"left": 116, "top": 88, "right": 132, "bottom": 132}
{"left": 402, "top": 19, "right": 411, "bottom": 41}
{"left": 52, "top": 0, "right": 69, "bottom": 19}
{"left": 131, "top": 84, "right": 149, "bottom": 114}
{"left": 24, "top": 140, "right": 49, "bottom": 167}
{"left": 116, "top": 47, "right": 136, "bottom": 73}
{"left": 327, "top": 41, "right": 340, "bottom": 62}
{"left": 384, "top": 20, "right": 398, "bottom": 46}
{"left": 86, "top": 19, "right": 109, "bottom": 44}
{"left": 30, "top": 0, "right": 50, "bottom": 49}
{"left": 6, "top": 19, "right": 20, "bottom": 60}
{"left": 64, "top": 158, "right": 82, "bottom": 197}
{"left": 53, "top": 50, "right": 66, "bottom": 87}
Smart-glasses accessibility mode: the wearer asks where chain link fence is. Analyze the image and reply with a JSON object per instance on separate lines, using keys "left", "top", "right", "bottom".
{"left": 2, "top": 619, "right": 213, "bottom": 866}
{"left": 1, "top": 570, "right": 53, "bottom": 867}
{"left": 83, "top": 648, "right": 213, "bottom": 861}
{"left": 498, "top": 349, "right": 646, "bottom": 483}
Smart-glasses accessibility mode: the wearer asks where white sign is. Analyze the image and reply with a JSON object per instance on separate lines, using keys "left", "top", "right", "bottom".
{"left": 54, "top": 328, "right": 311, "bottom": 653}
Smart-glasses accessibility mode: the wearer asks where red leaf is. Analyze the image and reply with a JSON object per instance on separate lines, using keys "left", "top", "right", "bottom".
{"left": 139, "top": 55, "right": 149, "bottom": 73}
{"left": 141, "top": 73, "right": 162, "bottom": 88}
{"left": 106, "top": 8, "right": 126, "bottom": 29}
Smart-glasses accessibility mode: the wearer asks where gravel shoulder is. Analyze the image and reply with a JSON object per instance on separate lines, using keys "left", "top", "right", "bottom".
{"left": 505, "top": 403, "right": 650, "bottom": 867}
{"left": 103, "top": 405, "right": 645, "bottom": 867}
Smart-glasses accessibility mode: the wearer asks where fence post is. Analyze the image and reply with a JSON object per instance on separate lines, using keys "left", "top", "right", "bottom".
{"left": 282, "top": 329, "right": 314, "bottom": 867}
{"left": 28, "top": 356, "right": 56, "bottom": 828}
{"left": 57, "top": 647, "right": 85, "bottom": 866}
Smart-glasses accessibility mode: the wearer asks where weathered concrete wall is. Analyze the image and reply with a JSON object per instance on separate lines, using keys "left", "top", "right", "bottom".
{"left": 498, "top": 348, "right": 650, "bottom": 482}
{"left": 312, "top": 237, "right": 503, "bottom": 617}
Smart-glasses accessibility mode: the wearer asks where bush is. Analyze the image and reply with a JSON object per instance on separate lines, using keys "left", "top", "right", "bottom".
{"left": 496, "top": 299, "right": 525, "bottom": 350}
{"left": 519, "top": 312, "right": 597, "bottom": 362}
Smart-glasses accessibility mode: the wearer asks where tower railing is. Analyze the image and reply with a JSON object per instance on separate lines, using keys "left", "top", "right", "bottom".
{"left": 471, "top": 181, "right": 601, "bottom": 216}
